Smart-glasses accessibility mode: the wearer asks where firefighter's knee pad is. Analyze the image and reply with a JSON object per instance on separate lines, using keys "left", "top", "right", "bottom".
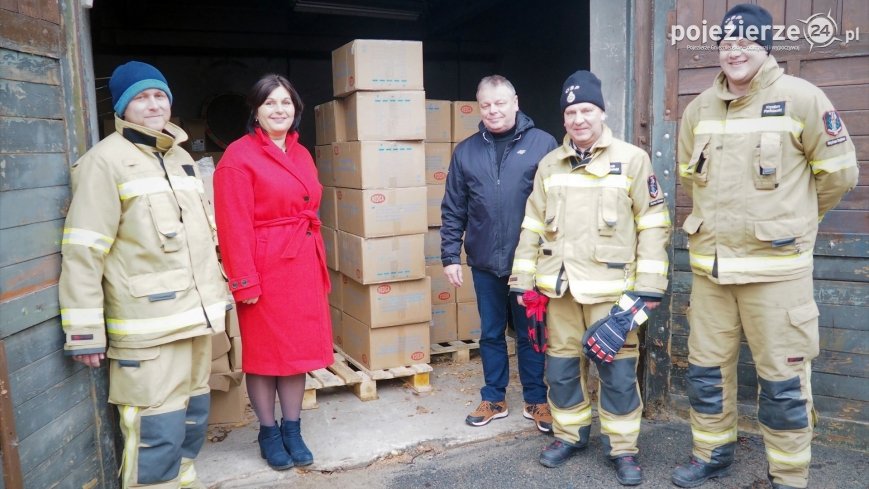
{"left": 545, "top": 356, "right": 583, "bottom": 408}
{"left": 687, "top": 364, "right": 724, "bottom": 414}
{"left": 758, "top": 375, "right": 808, "bottom": 430}
{"left": 181, "top": 393, "right": 210, "bottom": 458}
{"left": 598, "top": 357, "right": 640, "bottom": 415}
{"left": 137, "top": 409, "right": 186, "bottom": 484}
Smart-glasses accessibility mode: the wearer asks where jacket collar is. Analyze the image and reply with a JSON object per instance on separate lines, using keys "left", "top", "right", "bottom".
{"left": 555, "top": 124, "right": 614, "bottom": 177}
{"left": 116, "top": 116, "right": 187, "bottom": 153}
{"left": 713, "top": 54, "right": 783, "bottom": 101}
{"left": 253, "top": 127, "right": 313, "bottom": 196}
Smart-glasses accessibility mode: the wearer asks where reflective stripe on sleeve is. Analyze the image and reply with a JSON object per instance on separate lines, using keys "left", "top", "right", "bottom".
{"left": 636, "top": 212, "right": 671, "bottom": 230}
{"left": 693, "top": 116, "right": 803, "bottom": 137}
{"left": 600, "top": 417, "right": 641, "bottom": 436}
{"left": 691, "top": 425, "right": 738, "bottom": 445}
{"left": 521, "top": 216, "right": 545, "bottom": 234}
{"left": 62, "top": 227, "right": 114, "bottom": 254}
{"left": 512, "top": 258, "right": 537, "bottom": 274}
{"left": 61, "top": 307, "right": 105, "bottom": 327}
{"left": 678, "top": 162, "right": 691, "bottom": 177}
{"left": 118, "top": 177, "right": 171, "bottom": 200}
{"left": 543, "top": 173, "right": 629, "bottom": 192}
{"left": 637, "top": 259, "right": 669, "bottom": 275}
{"left": 719, "top": 251, "right": 813, "bottom": 274}
{"left": 689, "top": 252, "right": 715, "bottom": 274}
{"left": 809, "top": 151, "right": 857, "bottom": 174}
{"left": 766, "top": 445, "right": 811, "bottom": 467}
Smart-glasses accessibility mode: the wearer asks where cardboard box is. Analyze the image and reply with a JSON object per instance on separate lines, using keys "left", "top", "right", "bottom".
{"left": 424, "top": 142, "right": 451, "bottom": 185}
{"left": 331, "top": 305, "right": 343, "bottom": 347}
{"left": 225, "top": 307, "right": 240, "bottom": 337}
{"left": 457, "top": 264, "right": 477, "bottom": 302}
{"left": 424, "top": 228, "right": 442, "bottom": 266}
{"left": 182, "top": 119, "right": 208, "bottom": 152}
{"left": 211, "top": 353, "right": 231, "bottom": 374}
{"left": 341, "top": 313, "right": 430, "bottom": 370}
{"left": 314, "top": 100, "right": 346, "bottom": 145}
{"left": 332, "top": 141, "right": 425, "bottom": 189}
{"left": 208, "top": 372, "right": 246, "bottom": 425}
{"left": 322, "top": 226, "right": 339, "bottom": 271}
{"left": 315, "top": 145, "right": 335, "bottom": 187}
{"left": 426, "top": 265, "right": 455, "bottom": 305}
{"left": 457, "top": 301, "right": 481, "bottom": 340}
{"left": 336, "top": 187, "right": 427, "bottom": 238}
{"left": 212, "top": 331, "right": 231, "bottom": 360}
{"left": 344, "top": 91, "right": 426, "bottom": 141}
{"left": 425, "top": 99, "right": 452, "bottom": 142}
{"left": 342, "top": 277, "right": 431, "bottom": 328}
{"left": 329, "top": 268, "right": 342, "bottom": 308}
{"left": 430, "top": 303, "right": 458, "bottom": 344}
{"left": 427, "top": 184, "right": 445, "bottom": 227}
{"left": 451, "top": 101, "right": 480, "bottom": 142}
{"left": 320, "top": 186, "right": 338, "bottom": 229}
{"left": 332, "top": 39, "right": 424, "bottom": 97}
{"left": 229, "top": 337, "right": 242, "bottom": 371}
{"left": 338, "top": 231, "right": 425, "bottom": 284}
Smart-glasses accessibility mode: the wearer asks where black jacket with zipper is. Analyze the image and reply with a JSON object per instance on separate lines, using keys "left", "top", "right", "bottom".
{"left": 440, "top": 111, "right": 557, "bottom": 277}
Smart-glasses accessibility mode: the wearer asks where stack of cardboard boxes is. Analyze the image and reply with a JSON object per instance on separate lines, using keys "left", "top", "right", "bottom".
{"left": 423, "top": 99, "right": 483, "bottom": 343}
{"left": 315, "top": 39, "right": 432, "bottom": 371}
{"left": 209, "top": 312, "right": 245, "bottom": 424}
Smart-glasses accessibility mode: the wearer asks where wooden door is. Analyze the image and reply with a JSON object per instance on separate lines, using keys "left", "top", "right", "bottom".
{"left": 0, "top": 2, "right": 119, "bottom": 487}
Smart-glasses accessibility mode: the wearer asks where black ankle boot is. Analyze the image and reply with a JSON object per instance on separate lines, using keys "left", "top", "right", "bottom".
{"left": 281, "top": 418, "right": 314, "bottom": 466}
{"left": 611, "top": 455, "right": 643, "bottom": 486}
{"left": 671, "top": 456, "right": 731, "bottom": 487}
{"left": 258, "top": 424, "right": 293, "bottom": 470}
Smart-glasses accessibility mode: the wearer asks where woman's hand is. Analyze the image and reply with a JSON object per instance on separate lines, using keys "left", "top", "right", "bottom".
{"left": 242, "top": 296, "right": 260, "bottom": 305}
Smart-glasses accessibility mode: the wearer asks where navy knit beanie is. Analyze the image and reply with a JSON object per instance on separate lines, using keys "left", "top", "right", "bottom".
{"left": 718, "top": 4, "right": 774, "bottom": 53}
{"left": 109, "top": 61, "right": 173, "bottom": 117}
{"left": 561, "top": 70, "right": 605, "bottom": 112}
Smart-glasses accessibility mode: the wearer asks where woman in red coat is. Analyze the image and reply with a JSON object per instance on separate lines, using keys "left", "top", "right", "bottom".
{"left": 214, "top": 74, "right": 332, "bottom": 470}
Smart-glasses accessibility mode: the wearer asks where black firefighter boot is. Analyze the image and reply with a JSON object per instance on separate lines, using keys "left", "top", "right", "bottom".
{"left": 258, "top": 424, "right": 293, "bottom": 470}
{"left": 539, "top": 425, "right": 591, "bottom": 468}
{"left": 281, "top": 418, "right": 314, "bottom": 466}
{"left": 671, "top": 456, "right": 732, "bottom": 487}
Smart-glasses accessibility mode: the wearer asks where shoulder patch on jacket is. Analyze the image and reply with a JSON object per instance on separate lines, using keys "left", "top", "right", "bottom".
{"left": 609, "top": 162, "right": 622, "bottom": 174}
{"left": 761, "top": 101, "right": 786, "bottom": 117}
{"left": 647, "top": 175, "right": 660, "bottom": 197}
{"left": 825, "top": 135, "right": 848, "bottom": 147}
{"left": 823, "top": 111, "right": 843, "bottom": 136}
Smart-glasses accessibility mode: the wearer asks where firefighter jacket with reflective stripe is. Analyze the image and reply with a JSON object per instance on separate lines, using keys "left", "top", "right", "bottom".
{"left": 59, "top": 117, "right": 229, "bottom": 355}
{"left": 510, "top": 126, "right": 671, "bottom": 304}
{"left": 678, "top": 55, "right": 859, "bottom": 284}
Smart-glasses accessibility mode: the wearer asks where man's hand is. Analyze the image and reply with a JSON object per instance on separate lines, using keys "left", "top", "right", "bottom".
{"left": 517, "top": 295, "right": 526, "bottom": 307}
{"left": 645, "top": 300, "right": 660, "bottom": 311}
{"left": 444, "top": 264, "right": 463, "bottom": 287}
{"left": 73, "top": 353, "right": 105, "bottom": 368}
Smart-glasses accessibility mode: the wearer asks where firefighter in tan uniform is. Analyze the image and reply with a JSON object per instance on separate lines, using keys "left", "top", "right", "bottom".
{"left": 59, "top": 61, "right": 230, "bottom": 489}
{"left": 671, "top": 5, "right": 859, "bottom": 489}
{"left": 510, "top": 70, "right": 670, "bottom": 486}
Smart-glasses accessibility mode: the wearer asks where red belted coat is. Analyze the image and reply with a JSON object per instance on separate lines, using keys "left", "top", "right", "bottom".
{"left": 214, "top": 128, "right": 333, "bottom": 375}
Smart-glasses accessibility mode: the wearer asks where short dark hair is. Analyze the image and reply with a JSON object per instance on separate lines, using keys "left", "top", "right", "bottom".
{"left": 246, "top": 74, "right": 304, "bottom": 134}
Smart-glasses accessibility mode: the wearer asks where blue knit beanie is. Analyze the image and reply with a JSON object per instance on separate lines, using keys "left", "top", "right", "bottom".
{"left": 561, "top": 70, "right": 605, "bottom": 112}
{"left": 718, "top": 4, "right": 774, "bottom": 53}
{"left": 109, "top": 61, "right": 173, "bottom": 117}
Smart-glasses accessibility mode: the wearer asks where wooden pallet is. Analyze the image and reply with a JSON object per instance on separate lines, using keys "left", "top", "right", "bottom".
{"left": 430, "top": 336, "right": 516, "bottom": 363}
{"left": 302, "top": 348, "right": 432, "bottom": 410}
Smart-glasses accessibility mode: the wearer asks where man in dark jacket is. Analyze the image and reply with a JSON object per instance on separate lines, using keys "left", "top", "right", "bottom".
{"left": 441, "top": 75, "right": 558, "bottom": 430}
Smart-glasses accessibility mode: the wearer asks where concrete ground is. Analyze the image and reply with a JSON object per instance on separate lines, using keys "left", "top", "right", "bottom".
{"left": 198, "top": 354, "right": 867, "bottom": 489}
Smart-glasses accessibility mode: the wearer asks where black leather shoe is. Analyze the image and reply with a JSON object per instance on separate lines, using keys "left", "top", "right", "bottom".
{"left": 539, "top": 439, "right": 586, "bottom": 468}
{"left": 671, "top": 456, "right": 731, "bottom": 487}
{"left": 612, "top": 455, "right": 643, "bottom": 486}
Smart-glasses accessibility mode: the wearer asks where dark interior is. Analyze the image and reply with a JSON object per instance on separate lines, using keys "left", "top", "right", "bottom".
{"left": 89, "top": 0, "right": 590, "bottom": 149}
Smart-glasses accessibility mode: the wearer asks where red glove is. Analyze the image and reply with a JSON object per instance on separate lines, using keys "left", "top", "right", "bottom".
{"left": 523, "top": 290, "right": 549, "bottom": 353}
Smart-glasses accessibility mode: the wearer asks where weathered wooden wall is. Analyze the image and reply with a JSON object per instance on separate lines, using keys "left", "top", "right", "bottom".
{"left": 0, "top": 1, "right": 118, "bottom": 487}
{"left": 662, "top": 0, "right": 868, "bottom": 451}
